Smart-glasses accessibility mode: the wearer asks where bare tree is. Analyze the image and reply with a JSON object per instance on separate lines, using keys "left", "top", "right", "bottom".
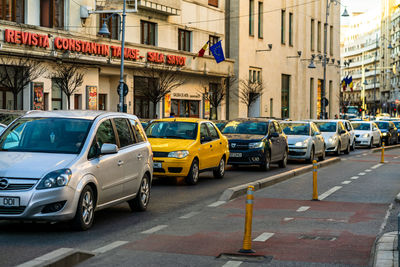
{"left": 136, "top": 64, "right": 186, "bottom": 118}
{"left": 49, "top": 61, "right": 85, "bottom": 110}
{"left": 238, "top": 78, "right": 265, "bottom": 117}
{"left": 0, "top": 57, "right": 45, "bottom": 110}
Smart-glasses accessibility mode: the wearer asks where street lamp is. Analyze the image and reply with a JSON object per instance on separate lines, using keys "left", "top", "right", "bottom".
{"left": 321, "top": 0, "right": 349, "bottom": 119}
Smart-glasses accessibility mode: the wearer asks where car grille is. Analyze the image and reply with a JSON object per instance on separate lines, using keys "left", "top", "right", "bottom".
{"left": 153, "top": 152, "right": 169, "bottom": 157}
{"left": 154, "top": 168, "right": 165, "bottom": 173}
{"left": 168, "top": 167, "right": 183, "bottom": 173}
{"left": 0, "top": 184, "right": 35, "bottom": 191}
{"left": 0, "top": 206, "right": 26, "bottom": 215}
{"left": 229, "top": 142, "right": 249, "bottom": 151}
{"left": 289, "top": 151, "right": 306, "bottom": 156}
{"left": 355, "top": 134, "right": 360, "bottom": 137}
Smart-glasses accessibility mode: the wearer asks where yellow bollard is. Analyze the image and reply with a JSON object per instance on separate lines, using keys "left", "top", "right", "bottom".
{"left": 381, "top": 142, "right": 385, "bottom": 163}
{"left": 239, "top": 185, "right": 255, "bottom": 253}
{"left": 312, "top": 160, "right": 319, "bottom": 201}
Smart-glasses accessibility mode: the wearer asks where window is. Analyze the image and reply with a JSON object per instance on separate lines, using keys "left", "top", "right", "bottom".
{"left": 208, "top": 0, "right": 218, "bottom": 7}
{"left": 51, "top": 79, "right": 63, "bottom": 110}
{"left": 289, "top": 12, "right": 293, "bottom": 46}
{"left": 281, "top": 74, "right": 290, "bottom": 119}
{"left": 178, "top": 29, "right": 191, "bottom": 52}
{"left": 310, "top": 78, "right": 314, "bottom": 118}
{"left": 134, "top": 76, "right": 157, "bottom": 119}
{"left": 317, "top": 21, "right": 321, "bottom": 52}
{"left": 100, "top": 13, "right": 120, "bottom": 40}
{"left": 99, "top": 94, "right": 107, "bottom": 110}
{"left": 281, "top": 10, "right": 286, "bottom": 44}
{"left": 249, "top": 0, "right": 254, "bottom": 36}
{"left": 40, "top": 0, "right": 64, "bottom": 29}
{"left": 269, "top": 123, "right": 276, "bottom": 134}
{"left": 258, "top": 2, "right": 263, "bottom": 38}
{"left": 141, "top": 20, "right": 156, "bottom": 45}
{"left": 130, "top": 119, "right": 146, "bottom": 143}
{"left": 206, "top": 123, "right": 219, "bottom": 140}
{"left": 200, "top": 124, "right": 210, "bottom": 140}
{"left": 311, "top": 19, "right": 315, "bottom": 51}
{"left": 0, "top": 0, "right": 24, "bottom": 23}
{"left": 88, "top": 119, "right": 116, "bottom": 159}
{"left": 209, "top": 35, "right": 219, "bottom": 55}
{"left": 249, "top": 68, "right": 261, "bottom": 83}
{"left": 114, "top": 118, "right": 134, "bottom": 148}
{"left": 74, "top": 94, "right": 81, "bottom": 109}
{"left": 330, "top": 25, "right": 333, "bottom": 56}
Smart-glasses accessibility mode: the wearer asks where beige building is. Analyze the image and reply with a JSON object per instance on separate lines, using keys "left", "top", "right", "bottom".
{"left": 227, "top": 0, "right": 341, "bottom": 120}
{"left": 0, "top": 0, "right": 233, "bottom": 119}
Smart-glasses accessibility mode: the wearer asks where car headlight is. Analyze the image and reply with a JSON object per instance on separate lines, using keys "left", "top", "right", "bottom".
{"left": 37, "top": 169, "right": 72, "bottom": 190}
{"left": 295, "top": 140, "right": 308, "bottom": 147}
{"left": 383, "top": 132, "right": 387, "bottom": 136}
{"left": 248, "top": 142, "right": 264, "bottom": 149}
{"left": 168, "top": 150, "right": 189, "bottom": 159}
{"left": 362, "top": 133, "right": 370, "bottom": 138}
{"left": 328, "top": 137, "right": 336, "bottom": 143}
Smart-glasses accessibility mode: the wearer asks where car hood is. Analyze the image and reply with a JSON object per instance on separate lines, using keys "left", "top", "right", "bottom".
{"left": 149, "top": 138, "right": 196, "bottom": 152}
{"left": 287, "top": 135, "right": 310, "bottom": 145}
{"left": 379, "top": 129, "right": 388, "bottom": 133}
{"left": 0, "top": 152, "right": 77, "bottom": 178}
{"left": 321, "top": 132, "right": 337, "bottom": 140}
{"left": 354, "top": 130, "right": 371, "bottom": 135}
{"left": 224, "top": 134, "right": 265, "bottom": 141}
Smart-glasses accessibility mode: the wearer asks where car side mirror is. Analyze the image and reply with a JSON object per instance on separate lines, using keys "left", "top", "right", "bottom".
{"left": 340, "top": 130, "right": 346, "bottom": 134}
{"left": 270, "top": 132, "right": 279, "bottom": 138}
{"left": 101, "top": 143, "right": 119, "bottom": 155}
{"left": 201, "top": 136, "right": 212, "bottom": 143}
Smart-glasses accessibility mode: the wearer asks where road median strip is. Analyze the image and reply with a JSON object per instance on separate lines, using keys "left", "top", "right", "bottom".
{"left": 371, "top": 144, "right": 400, "bottom": 153}
{"left": 219, "top": 157, "right": 341, "bottom": 202}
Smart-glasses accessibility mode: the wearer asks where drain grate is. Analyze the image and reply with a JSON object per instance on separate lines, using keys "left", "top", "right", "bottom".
{"left": 299, "top": 235, "right": 337, "bottom": 241}
{"left": 217, "top": 253, "right": 273, "bottom": 263}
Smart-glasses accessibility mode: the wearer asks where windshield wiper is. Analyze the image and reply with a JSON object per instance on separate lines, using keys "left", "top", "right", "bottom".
{"left": 165, "top": 136, "right": 186, "bottom": 139}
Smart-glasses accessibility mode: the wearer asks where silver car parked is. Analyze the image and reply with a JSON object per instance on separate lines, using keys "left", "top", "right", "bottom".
{"left": 0, "top": 111, "right": 153, "bottom": 230}
{"left": 313, "top": 120, "right": 351, "bottom": 155}
{"left": 281, "top": 121, "right": 325, "bottom": 162}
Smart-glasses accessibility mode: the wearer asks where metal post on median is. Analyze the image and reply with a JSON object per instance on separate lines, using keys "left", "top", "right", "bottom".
{"left": 239, "top": 185, "right": 255, "bottom": 253}
{"left": 312, "top": 160, "right": 319, "bottom": 201}
{"left": 381, "top": 142, "right": 385, "bottom": 164}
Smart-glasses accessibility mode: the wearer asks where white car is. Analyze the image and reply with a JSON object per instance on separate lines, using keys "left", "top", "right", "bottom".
{"left": 313, "top": 120, "right": 351, "bottom": 155}
{"left": 0, "top": 123, "right": 5, "bottom": 133}
{"left": 338, "top": 120, "right": 356, "bottom": 151}
{"left": 351, "top": 121, "right": 381, "bottom": 148}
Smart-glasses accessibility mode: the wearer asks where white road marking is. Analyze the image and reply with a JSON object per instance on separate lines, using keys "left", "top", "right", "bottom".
{"left": 179, "top": 211, "right": 200, "bottom": 219}
{"left": 296, "top": 206, "right": 310, "bottom": 212}
{"left": 222, "top": 261, "right": 242, "bottom": 267}
{"left": 253, "top": 232, "right": 275, "bottom": 242}
{"left": 371, "top": 164, "right": 383, "bottom": 169}
{"left": 141, "top": 225, "right": 168, "bottom": 234}
{"left": 342, "top": 181, "right": 352, "bottom": 185}
{"left": 358, "top": 172, "right": 366, "bottom": 176}
{"left": 17, "top": 248, "right": 74, "bottom": 267}
{"left": 319, "top": 186, "right": 342, "bottom": 200}
{"left": 351, "top": 176, "right": 359, "bottom": 180}
{"left": 283, "top": 217, "right": 294, "bottom": 222}
{"left": 92, "top": 241, "right": 129, "bottom": 254}
{"left": 208, "top": 201, "right": 226, "bottom": 207}
{"left": 365, "top": 169, "right": 372, "bottom": 172}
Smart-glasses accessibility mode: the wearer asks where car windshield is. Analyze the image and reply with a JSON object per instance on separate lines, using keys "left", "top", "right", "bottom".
{"left": 376, "top": 122, "right": 389, "bottom": 129}
{"left": 0, "top": 118, "right": 92, "bottom": 154}
{"left": 314, "top": 122, "right": 337, "bottom": 132}
{"left": 145, "top": 121, "right": 198, "bottom": 139}
{"left": 393, "top": 121, "right": 400, "bottom": 128}
{"left": 222, "top": 121, "right": 268, "bottom": 135}
{"left": 352, "top": 123, "right": 371, "bottom": 131}
{"left": 281, "top": 123, "right": 310, "bottom": 136}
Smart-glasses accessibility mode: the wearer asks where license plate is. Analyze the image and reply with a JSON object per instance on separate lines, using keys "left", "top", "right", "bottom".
{"left": 0, "top": 196, "right": 20, "bottom": 207}
{"left": 153, "top": 162, "right": 162, "bottom": 168}
{"left": 230, "top": 153, "right": 242, "bottom": 158}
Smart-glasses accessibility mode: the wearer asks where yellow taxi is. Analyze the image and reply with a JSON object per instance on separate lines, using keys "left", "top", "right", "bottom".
{"left": 145, "top": 118, "right": 230, "bottom": 185}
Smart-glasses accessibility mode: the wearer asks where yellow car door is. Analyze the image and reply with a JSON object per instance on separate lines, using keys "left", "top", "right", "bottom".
{"left": 198, "top": 123, "right": 213, "bottom": 170}
{"left": 206, "top": 122, "right": 224, "bottom": 167}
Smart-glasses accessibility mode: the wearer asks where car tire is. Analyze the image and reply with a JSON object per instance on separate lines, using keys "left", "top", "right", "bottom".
{"left": 128, "top": 173, "right": 150, "bottom": 212}
{"left": 369, "top": 138, "right": 374, "bottom": 149}
{"left": 344, "top": 143, "right": 350, "bottom": 154}
{"left": 278, "top": 148, "right": 288, "bottom": 168}
{"left": 260, "top": 150, "right": 271, "bottom": 171}
{"left": 351, "top": 139, "right": 356, "bottom": 151}
{"left": 213, "top": 157, "right": 225, "bottom": 179}
{"left": 335, "top": 142, "right": 341, "bottom": 156}
{"left": 378, "top": 138, "right": 382, "bottom": 147}
{"left": 185, "top": 159, "right": 199, "bottom": 185}
{"left": 306, "top": 147, "right": 315, "bottom": 163}
{"left": 318, "top": 146, "right": 326, "bottom": 161}
{"left": 72, "top": 185, "right": 95, "bottom": 231}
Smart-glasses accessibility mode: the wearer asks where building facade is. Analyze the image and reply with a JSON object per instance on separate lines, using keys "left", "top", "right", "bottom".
{"left": 227, "top": 0, "right": 341, "bottom": 120}
{"left": 0, "top": 0, "right": 233, "bottom": 119}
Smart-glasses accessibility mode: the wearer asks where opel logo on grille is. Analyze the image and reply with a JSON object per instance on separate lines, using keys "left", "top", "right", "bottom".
{"left": 231, "top": 143, "right": 236, "bottom": 148}
{"left": 0, "top": 179, "right": 9, "bottom": 189}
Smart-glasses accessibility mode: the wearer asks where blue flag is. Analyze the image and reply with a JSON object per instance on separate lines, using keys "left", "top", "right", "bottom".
{"left": 209, "top": 40, "right": 225, "bottom": 63}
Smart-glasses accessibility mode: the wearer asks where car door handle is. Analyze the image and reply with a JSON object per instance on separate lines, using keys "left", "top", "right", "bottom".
{"left": 118, "top": 160, "right": 124, "bottom": 166}
{"left": 210, "top": 145, "right": 213, "bottom": 148}
{"left": 137, "top": 154, "right": 143, "bottom": 160}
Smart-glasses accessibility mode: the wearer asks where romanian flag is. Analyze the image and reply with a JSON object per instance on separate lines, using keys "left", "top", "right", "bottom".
{"left": 193, "top": 41, "right": 209, "bottom": 59}
{"left": 349, "top": 76, "right": 353, "bottom": 92}
{"left": 342, "top": 77, "right": 347, "bottom": 91}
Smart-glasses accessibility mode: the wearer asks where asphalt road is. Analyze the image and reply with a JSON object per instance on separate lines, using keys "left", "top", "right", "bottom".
{"left": 0, "top": 147, "right": 388, "bottom": 267}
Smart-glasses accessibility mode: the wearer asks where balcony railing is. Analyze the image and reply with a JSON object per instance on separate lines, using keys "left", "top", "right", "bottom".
{"left": 133, "top": 0, "right": 180, "bottom": 15}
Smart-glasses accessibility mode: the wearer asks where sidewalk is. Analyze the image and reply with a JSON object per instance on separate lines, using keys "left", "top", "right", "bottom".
{"left": 373, "top": 232, "right": 398, "bottom": 267}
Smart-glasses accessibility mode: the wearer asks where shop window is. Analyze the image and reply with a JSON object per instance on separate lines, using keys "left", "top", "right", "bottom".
{"left": 134, "top": 76, "right": 156, "bottom": 119}
{"left": 141, "top": 20, "right": 156, "bottom": 45}
{"left": 44, "top": 93, "right": 49, "bottom": 111}
{"left": 281, "top": 74, "right": 290, "bottom": 119}
{"left": 74, "top": 94, "right": 81, "bottom": 109}
{"left": 209, "top": 35, "right": 219, "bottom": 55}
{"left": 171, "top": 99, "right": 199, "bottom": 118}
{"left": 51, "top": 79, "right": 63, "bottom": 110}
{"left": 178, "top": 29, "right": 191, "bottom": 52}
{"left": 208, "top": 0, "right": 218, "bottom": 7}
{"left": 99, "top": 13, "right": 120, "bottom": 40}
{"left": 99, "top": 94, "right": 107, "bottom": 110}
{"left": 40, "top": 0, "right": 64, "bottom": 29}
{"left": 0, "top": 0, "right": 24, "bottom": 23}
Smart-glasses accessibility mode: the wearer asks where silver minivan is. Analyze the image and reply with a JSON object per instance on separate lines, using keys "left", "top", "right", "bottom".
{"left": 0, "top": 111, "right": 153, "bottom": 230}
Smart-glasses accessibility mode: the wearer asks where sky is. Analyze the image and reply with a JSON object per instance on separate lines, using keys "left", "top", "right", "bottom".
{"left": 341, "top": 0, "right": 379, "bottom": 14}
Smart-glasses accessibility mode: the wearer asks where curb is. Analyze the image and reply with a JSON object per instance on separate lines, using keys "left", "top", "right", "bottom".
{"left": 219, "top": 157, "right": 341, "bottom": 202}
{"left": 373, "top": 232, "right": 398, "bottom": 267}
{"left": 371, "top": 144, "right": 400, "bottom": 153}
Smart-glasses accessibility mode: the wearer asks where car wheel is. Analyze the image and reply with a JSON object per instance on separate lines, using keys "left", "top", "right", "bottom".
{"left": 128, "top": 173, "right": 150, "bottom": 212}
{"left": 278, "top": 149, "right": 288, "bottom": 168}
{"left": 369, "top": 138, "right": 373, "bottom": 149}
{"left": 213, "top": 157, "right": 225, "bottom": 179}
{"left": 306, "top": 147, "right": 315, "bottom": 163}
{"left": 334, "top": 142, "right": 341, "bottom": 156}
{"left": 72, "top": 185, "right": 95, "bottom": 231}
{"left": 185, "top": 159, "right": 199, "bottom": 185}
{"left": 378, "top": 138, "right": 382, "bottom": 147}
{"left": 351, "top": 139, "right": 356, "bottom": 151}
{"left": 318, "top": 146, "right": 326, "bottom": 161}
{"left": 260, "top": 150, "right": 271, "bottom": 171}
{"left": 344, "top": 143, "right": 350, "bottom": 154}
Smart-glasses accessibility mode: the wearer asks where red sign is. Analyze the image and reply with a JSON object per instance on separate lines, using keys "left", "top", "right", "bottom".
{"left": 4, "top": 29, "right": 50, "bottom": 48}
{"left": 110, "top": 46, "right": 139, "bottom": 60}
{"left": 147, "top": 52, "right": 186, "bottom": 66}
{"left": 54, "top": 37, "right": 109, "bottom": 56}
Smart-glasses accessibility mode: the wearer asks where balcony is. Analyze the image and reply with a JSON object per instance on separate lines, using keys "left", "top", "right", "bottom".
{"left": 133, "top": 0, "right": 180, "bottom": 16}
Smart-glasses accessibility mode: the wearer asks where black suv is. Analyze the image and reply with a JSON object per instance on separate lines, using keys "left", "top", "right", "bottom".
{"left": 375, "top": 121, "right": 398, "bottom": 145}
{"left": 221, "top": 118, "right": 288, "bottom": 170}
